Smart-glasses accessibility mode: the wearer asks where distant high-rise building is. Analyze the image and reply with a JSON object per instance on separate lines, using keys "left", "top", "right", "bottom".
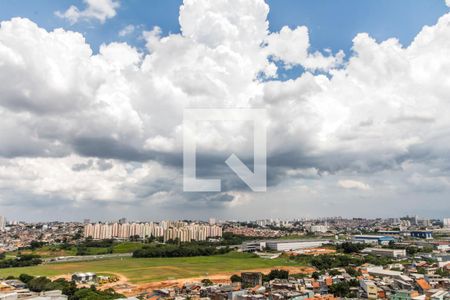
{"left": 443, "top": 218, "right": 450, "bottom": 228}
{"left": 310, "top": 225, "right": 329, "bottom": 233}
{"left": 209, "top": 218, "right": 216, "bottom": 225}
{"left": 0, "top": 215, "right": 6, "bottom": 231}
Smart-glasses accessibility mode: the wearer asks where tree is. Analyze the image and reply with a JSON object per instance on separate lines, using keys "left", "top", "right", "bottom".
{"left": 337, "top": 242, "right": 367, "bottom": 254}
{"left": 436, "top": 268, "right": 450, "bottom": 277}
{"left": 312, "top": 272, "right": 320, "bottom": 280}
{"left": 72, "top": 230, "right": 83, "bottom": 241}
{"left": 61, "top": 280, "right": 77, "bottom": 297}
{"left": 230, "top": 274, "right": 242, "bottom": 282}
{"left": 265, "top": 269, "right": 289, "bottom": 281}
{"left": 201, "top": 279, "right": 213, "bottom": 286}
{"left": 329, "top": 282, "right": 351, "bottom": 297}
{"left": 329, "top": 269, "right": 341, "bottom": 276}
{"left": 27, "top": 276, "right": 51, "bottom": 292}
{"left": 417, "top": 267, "right": 427, "bottom": 275}
{"left": 19, "top": 274, "right": 35, "bottom": 284}
{"left": 29, "top": 240, "right": 46, "bottom": 250}
{"left": 345, "top": 267, "right": 361, "bottom": 277}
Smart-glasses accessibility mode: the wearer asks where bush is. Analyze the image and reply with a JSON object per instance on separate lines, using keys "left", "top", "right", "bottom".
{"left": 27, "top": 277, "right": 51, "bottom": 292}
{"left": 19, "top": 274, "right": 35, "bottom": 284}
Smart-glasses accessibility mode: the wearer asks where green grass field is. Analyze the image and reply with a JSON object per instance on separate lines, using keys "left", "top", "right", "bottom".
{"left": 0, "top": 252, "right": 302, "bottom": 283}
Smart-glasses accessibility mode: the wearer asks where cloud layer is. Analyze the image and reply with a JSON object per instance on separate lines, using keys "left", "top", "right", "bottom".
{"left": 1, "top": 0, "right": 450, "bottom": 220}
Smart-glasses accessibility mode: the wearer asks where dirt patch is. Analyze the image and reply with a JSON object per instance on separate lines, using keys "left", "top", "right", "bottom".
{"left": 127, "top": 266, "right": 315, "bottom": 296}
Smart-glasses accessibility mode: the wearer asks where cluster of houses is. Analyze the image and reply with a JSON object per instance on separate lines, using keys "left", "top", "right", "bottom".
{"left": 0, "top": 279, "right": 67, "bottom": 300}
{"left": 150, "top": 262, "right": 449, "bottom": 300}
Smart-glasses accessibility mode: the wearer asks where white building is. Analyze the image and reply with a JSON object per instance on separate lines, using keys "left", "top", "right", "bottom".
{"left": 366, "top": 266, "right": 413, "bottom": 282}
{"left": 360, "top": 280, "right": 378, "bottom": 299}
{"left": 265, "top": 240, "right": 329, "bottom": 251}
{"left": 362, "top": 248, "right": 406, "bottom": 258}
{"left": 310, "top": 225, "right": 328, "bottom": 233}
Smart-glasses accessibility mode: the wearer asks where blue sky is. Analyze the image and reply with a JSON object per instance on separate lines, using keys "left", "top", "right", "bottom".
{"left": 0, "top": 0, "right": 448, "bottom": 54}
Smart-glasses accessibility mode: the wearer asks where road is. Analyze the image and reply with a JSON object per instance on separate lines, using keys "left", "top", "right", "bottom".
{"left": 44, "top": 253, "right": 132, "bottom": 263}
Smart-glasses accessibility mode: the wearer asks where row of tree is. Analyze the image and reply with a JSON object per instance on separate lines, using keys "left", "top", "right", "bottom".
{"left": 132, "top": 243, "right": 231, "bottom": 258}
{"left": 0, "top": 254, "right": 42, "bottom": 269}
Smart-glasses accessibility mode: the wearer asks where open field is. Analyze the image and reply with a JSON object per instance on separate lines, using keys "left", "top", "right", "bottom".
{"left": 0, "top": 252, "right": 307, "bottom": 284}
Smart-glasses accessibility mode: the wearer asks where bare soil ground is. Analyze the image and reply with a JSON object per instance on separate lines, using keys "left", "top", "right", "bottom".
{"left": 114, "top": 266, "right": 316, "bottom": 296}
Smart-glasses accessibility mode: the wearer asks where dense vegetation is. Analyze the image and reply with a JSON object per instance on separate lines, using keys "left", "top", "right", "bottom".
{"left": 132, "top": 242, "right": 231, "bottom": 258}
{"left": 17, "top": 274, "right": 124, "bottom": 300}
{"left": 289, "top": 252, "right": 394, "bottom": 271}
{"left": 264, "top": 269, "right": 289, "bottom": 281}
{"left": 336, "top": 242, "right": 368, "bottom": 254}
{"left": 310, "top": 254, "right": 362, "bottom": 270}
{"left": 0, "top": 254, "right": 42, "bottom": 269}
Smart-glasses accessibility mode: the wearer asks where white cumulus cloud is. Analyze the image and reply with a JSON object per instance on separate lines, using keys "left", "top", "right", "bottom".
{"left": 56, "top": 0, "right": 120, "bottom": 24}
{"left": 338, "top": 180, "right": 371, "bottom": 191}
{"left": 118, "top": 24, "right": 135, "bottom": 37}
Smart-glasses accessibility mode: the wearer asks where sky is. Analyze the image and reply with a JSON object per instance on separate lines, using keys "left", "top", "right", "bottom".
{"left": 0, "top": 0, "right": 450, "bottom": 221}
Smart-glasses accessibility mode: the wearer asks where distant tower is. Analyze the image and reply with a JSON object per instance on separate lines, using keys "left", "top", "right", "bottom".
{"left": 0, "top": 215, "right": 6, "bottom": 231}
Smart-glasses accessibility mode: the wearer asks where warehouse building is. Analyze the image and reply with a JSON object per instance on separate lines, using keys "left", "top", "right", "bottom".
{"left": 410, "top": 231, "right": 433, "bottom": 239}
{"left": 265, "top": 240, "right": 329, "bottom": 251}
{"left": 353, "top": 235, "right": 396, "bottom": 245}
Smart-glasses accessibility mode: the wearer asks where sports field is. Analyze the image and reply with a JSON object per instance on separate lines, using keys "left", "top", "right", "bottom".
{"left": 0, "top": 252, "right": 304, "bottom": 284}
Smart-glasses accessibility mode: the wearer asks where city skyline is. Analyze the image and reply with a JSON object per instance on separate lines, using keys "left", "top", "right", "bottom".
{"left": 0, "top": 0, "right": 450, "bottom": 221}
{"left": 0, "top": 214, "right": 448, "bottom": 224}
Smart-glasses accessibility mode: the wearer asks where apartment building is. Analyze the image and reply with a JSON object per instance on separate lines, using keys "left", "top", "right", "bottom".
{"left": 84, "top": 221, "right": 222, "bottom": 242}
